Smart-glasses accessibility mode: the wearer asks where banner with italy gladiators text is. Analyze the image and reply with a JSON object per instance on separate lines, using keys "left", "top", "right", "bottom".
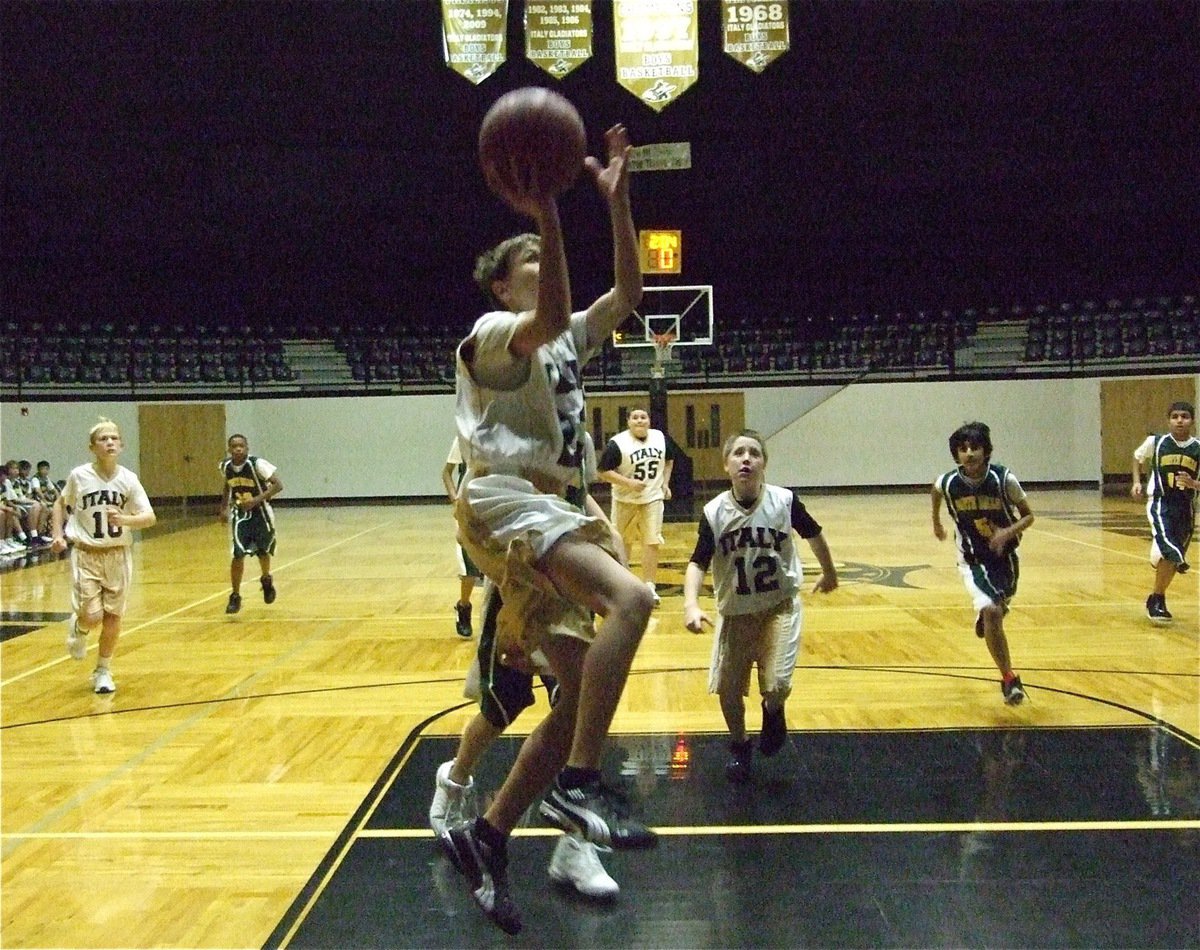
{"left": 722, "top": 0, "right": 790, "bottom": 73}
{"left": 526, "top": 1, "right": 593, "bottom": 79}
{"left": 613, "top": 0, "right": 698, "bottom": 112}
{"left": 442, "top": 0, "right": 508, "bottom": 84}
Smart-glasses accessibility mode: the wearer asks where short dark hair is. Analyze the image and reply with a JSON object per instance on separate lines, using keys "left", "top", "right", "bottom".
{"left": 228, "top": 433, "right": 248, "bottom": 446}
{"left": 948, "top": 421, "right": 992, "bottom": 460}
{"left": 37, "top": 460, "right": 49, "bottom": 468}
{"left": 1168, "top": 400, "right": 1195, "bottom": 417}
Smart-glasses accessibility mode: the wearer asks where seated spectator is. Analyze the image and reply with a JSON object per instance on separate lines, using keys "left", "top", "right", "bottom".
{"left": 18, "top": 460, "right": 53, "bottom": 539}
{"left": 1, "top": 459, "right": 47, "bottom": 546}
{"left": 0, "top": 499, "right": 27, "bottom": 554}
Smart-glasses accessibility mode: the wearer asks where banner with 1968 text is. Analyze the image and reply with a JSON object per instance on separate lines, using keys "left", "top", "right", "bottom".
{"left": 722, "top": 0, "right": 789, "bottom": 73}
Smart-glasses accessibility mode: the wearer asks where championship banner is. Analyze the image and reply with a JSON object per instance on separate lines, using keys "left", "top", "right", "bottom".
{"left": 441, "top": 0, "right": 508, "bottom": 84}
{"left": 613, "top": 0, "right": 698, "bottom": 112}
{"left": 722, "top": 0, "right": 789, "bottom": 74}
{"left": 525, "top": 1, "right": 593, "bottom": 79}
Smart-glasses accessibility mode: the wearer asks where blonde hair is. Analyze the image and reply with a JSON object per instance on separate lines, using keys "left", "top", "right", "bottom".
{"left": 89, "top": 417, "right": 121, "bottom": 444}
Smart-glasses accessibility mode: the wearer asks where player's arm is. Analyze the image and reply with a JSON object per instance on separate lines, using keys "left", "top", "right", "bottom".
{"left": 241, "top": 467, "right": 282, "bottom": 511}
{"left": 596, "top": 439, "right": 641, "bottom": 491}
{"left": 662, "top": 456, "right": 674, "bottom": 500}
{"left": 989, "top": 497, "right": 1034, "bottom": 554}
{"left": 583, "top": 125, "right": 642, "bottom": 349}
{"left": 682, "top": 562, "right": 712, "bottom": 633}
{"left": 219, "top": 469, "right": 231, "bottom": 520}
{"left": 1131, "top": 451, "right": 1146, "bottom": 497}
{"left": 49, "top": 494, "right": 69, "bottom": 553}
{"left": 508, "top": 196, "right": 570, "bottom": 357}
{"left": 930, "top": 480, "right": 947, "bottom": 541}
{"left": 1131, "top": 435, "right": 1154, "bottom": 498}
{"left": 806, "top": 531, "right": 838, "bottom": 593}
{"left": 442, "top": 463, "right": 459, "bottom": 503}
{"left": 683, "top": 518, "right": 715, "bottom": 633}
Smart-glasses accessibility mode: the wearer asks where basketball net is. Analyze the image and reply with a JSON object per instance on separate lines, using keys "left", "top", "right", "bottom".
{"left": 650, "top": 331, "right": 676, "bottom": 379}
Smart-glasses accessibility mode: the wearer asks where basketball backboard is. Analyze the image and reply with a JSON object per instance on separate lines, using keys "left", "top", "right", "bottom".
{"left": 611, "top": 284, "right": 714, "bottom": 349}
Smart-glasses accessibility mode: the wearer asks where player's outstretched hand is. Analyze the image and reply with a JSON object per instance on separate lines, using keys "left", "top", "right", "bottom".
{"left": 585, "top": 124, "right": 632, "bottom": 203}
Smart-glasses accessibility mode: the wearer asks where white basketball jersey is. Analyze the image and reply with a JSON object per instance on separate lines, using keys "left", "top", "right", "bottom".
{"left": 608, "top": 428, "right": 668, "bottom": 504}
{"left": 455, "top": 310, "right": 598, "bottom": 490}
{"left": 59, "top": 463, "right": 152, "bottom": 548}
{"left": 702, "top": 484, "right": 803, "bottom": 616}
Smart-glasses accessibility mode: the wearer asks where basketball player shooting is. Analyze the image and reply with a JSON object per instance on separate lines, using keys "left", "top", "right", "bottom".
{"left": 442, "top": 91, "right": 656, "bottom": 935}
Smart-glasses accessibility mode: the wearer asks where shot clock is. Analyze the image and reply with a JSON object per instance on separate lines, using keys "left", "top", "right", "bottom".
{"left": 639, "top": 229, "right": 682, "bottom": 275}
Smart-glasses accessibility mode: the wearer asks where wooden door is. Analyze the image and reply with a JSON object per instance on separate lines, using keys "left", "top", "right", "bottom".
{"left": 1100, "top": 376, "right": 1198, "bottom": 489}
{"left": 138, "top": 403, "right": 227, "bottom": 501}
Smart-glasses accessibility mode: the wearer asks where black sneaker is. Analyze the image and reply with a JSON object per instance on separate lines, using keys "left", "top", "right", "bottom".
{"left": 1002, "top": 675, "right": 1026, "bottom": 706}
{"left": 455, "top": 602, "right": 472, "bottom": 638}
{"left": 541, "top": 779, "right": 658, "bottom": 849}
{"left": 261, "top": 575, "right": 276, "bottom": 604}
{"left": 1146, "top": 594, "right": 1172, "bottom": 623}
{"left": 440, "top": 820, "right": 521, "bottom": 935}
{"left": 226, "top": 592, "right": 241, "bottom": 614}
{"left": 759, "top": 700, "right": 787, "bottom": 756}
{"left": 725, "top": 739, "right": 753, "bottom": 783}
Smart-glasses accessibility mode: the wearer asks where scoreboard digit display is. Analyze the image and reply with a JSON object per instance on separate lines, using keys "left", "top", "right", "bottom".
{"left": 639, "top": 229, "right": 682, "bottom": 274}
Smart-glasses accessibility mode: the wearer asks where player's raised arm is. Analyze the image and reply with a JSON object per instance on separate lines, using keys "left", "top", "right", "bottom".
{"left": 583, "top": 124, "right": 642, "bottom": 347}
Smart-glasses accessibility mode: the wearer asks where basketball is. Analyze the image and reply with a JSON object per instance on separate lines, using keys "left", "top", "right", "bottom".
{"left": 478, "top": 87, "right": 586, "bottom": 208}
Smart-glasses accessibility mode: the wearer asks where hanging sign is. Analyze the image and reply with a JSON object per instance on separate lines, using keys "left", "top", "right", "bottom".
{"left": 525, "top": 1, "right": 593, "bottom": 78}
{"left": 442, "top": 0, "right": 508, "bottom": 85}
{"left": 613, "top": 0, "right": 699, "bottom": 113}
{"left": 722, "top": 0, "right": 790, "bottom": 73}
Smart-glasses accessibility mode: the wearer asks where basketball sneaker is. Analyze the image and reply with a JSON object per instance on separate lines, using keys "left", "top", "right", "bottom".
{"left": 226, "top": 592, "right": 241, "bottom": 614}
{"left": 759, "top": 700, "right": 787, "bottom": 756}
{"left": 429, "top": 761, "right": 474, "bottom": 836}
{"left": 92, "top": 668, "right": 116, "bottom": 695}
{"left": 725, "top": 739, "right": 753, "bottom": 784}
{"left": 261, "top": 575, "right": 276, "bottom": 604}
{"left": 440, "top": 820, "right": 522, "bottom": 935}
{"left": 541, "top": 779, "right": 657, "bottom": 849}
{"left": 1146, "top": 594, "right": 1172, "bottom": 623}
{"left": 66, "top": 615, "right": 87, "bottom": 661}
{"left": 1001, "top": 675, "right": 1025, "bottom": 706}
{"left": 548, "top": 834, "right": 619, "bottom": 899}
{"left": 455, "top": 602, "right": 472, "bottom": 638}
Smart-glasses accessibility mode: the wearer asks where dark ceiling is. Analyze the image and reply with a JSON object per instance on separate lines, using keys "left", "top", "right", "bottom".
{"left": 3, "top": 1, "right": 1197, "bottom": 332}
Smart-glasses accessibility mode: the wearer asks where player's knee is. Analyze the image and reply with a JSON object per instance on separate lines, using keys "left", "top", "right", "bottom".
{"left": 611, "top": 576, "right": 655, "bottom": 625}
{"left": 80, "top": 608, "right": 104, "bottom": 629}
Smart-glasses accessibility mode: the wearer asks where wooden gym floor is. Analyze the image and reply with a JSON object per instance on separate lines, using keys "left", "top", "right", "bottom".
{"left": 1, "top": 490, "right": 1197, "bottom": 949}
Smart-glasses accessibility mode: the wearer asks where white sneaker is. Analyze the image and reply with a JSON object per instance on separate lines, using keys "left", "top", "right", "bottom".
{"left": 429, "top": 760, "right": 473, "bottom": 835}
{"left": 0, "top": 540, "right": 18, "bottom": 554}
{"left": 548, "top": 834, "right": 619, "bottom": 899}
{"left": 66, "top": 615, "right": 87, "bottom": 660}
{"left": 647, "top": 581, "right": 661, "bottom": 607}
{"left": 91, "top": 668, "right": 116, "bottom": 694}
